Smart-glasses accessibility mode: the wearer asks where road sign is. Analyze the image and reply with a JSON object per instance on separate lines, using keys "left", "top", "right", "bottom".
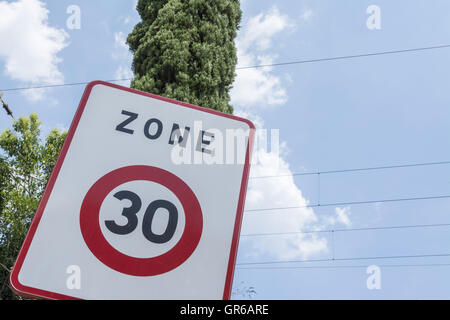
{"left": 10, "top": 81, "right": 255, "bottom": 300}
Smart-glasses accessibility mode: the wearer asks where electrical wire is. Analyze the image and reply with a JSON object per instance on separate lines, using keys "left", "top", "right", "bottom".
{"left": 236, "top": 253, "right": 450, "bottom": 266}
{"left": 0, "top": 78, "right": 131, "bottom": 93}
{"left": 244, "top": 194, "right": 450, "bottom": 214}
{"left": 2, "top": 44, "right": 450, "bottom": 92}
{"left": 240, "top": 222, "right": 450, "bottom": 238}
{"left": 236, "top": 263, "right": 450, "bottom": 271}
{"left": 236, "top": 44, "right": 450, "bottom": 70}
{"left": 249, "top": 160, "right": 450, "bottom": 179}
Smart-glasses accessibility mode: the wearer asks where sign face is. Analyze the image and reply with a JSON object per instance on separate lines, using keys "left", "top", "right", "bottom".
{"left": 10, "top": 81, "right": 254, "bottom": 300}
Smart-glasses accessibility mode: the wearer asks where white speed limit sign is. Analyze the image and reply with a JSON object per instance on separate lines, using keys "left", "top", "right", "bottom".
{"left": 10, "top": 81, "right": 254, "bottom": 300}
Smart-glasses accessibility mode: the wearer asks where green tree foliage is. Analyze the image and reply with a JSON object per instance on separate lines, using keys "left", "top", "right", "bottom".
{"left": 127, "top": 0, "right": 241, "bottom": 114}
{"left": 0, "top": 114, "right": 66, "bottom": 299}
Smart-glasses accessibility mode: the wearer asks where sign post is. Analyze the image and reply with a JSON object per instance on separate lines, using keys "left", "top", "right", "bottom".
{"left": 10, "top": 81, "right": 254, "bottom": 300}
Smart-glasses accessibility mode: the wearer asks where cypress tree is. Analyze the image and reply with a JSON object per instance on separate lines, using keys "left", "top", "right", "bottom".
{"left": 127, "top": 0, "right": 241, "bottom": 114}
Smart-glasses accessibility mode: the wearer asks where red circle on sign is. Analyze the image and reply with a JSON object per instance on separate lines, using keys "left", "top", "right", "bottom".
{"left": 79, "top": 165, "right": 203, "bottom": 276}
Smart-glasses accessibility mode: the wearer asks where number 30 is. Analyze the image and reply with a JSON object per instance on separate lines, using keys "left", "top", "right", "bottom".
{"left": 104, "top": 190, "right": 178, "bottom": 244}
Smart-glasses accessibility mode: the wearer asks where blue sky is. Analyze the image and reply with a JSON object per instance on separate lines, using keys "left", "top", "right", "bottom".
{"left": 1, "top": 0, "right": 450, "bottom": 299}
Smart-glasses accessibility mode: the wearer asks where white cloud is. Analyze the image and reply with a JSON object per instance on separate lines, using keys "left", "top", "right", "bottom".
{"left": 23, "top": 88, "right": 47, "bottom": 102}
{"left": 233, "top": 7, "right": 349, "bottom": 261}
{"left": 119, "top": 0, "right": 139, "bottom": 26}
{"left": 231, "top": 6, "right": 295, "bottom": 109}
{"left": 240, "top": 128, "right": 353, "bottom": 260}
{"left": 115, "top": 65, "right": 133, "bottom": 87}
{"left": 120, "top": 16, "right": 132, "bottom": 25}
{"left": 232, "top": 53, "right": 287, "bottom": 107}
{"left": 112, "top": 32, "right": 133, "bottom": 87}
{"left": 112, "top": 31, "right": 130, "bottom": 59}
{"left": 235, "top": 111, "right": 329, "bottom": 261}
{"left": 300, "top": 8, "right": 314, "bottom": 22}
{"left": 335, "top": 206, "right": 352, "bottom": 227}
{"left": 0, "top": 0, "right": 69, "bottom": 101}
{"left": 232, "top": 8, "right": 329, "bottom": 261}
{"left": 243, "top": 151, "right": 328, "bottom": 260}
{"left": 239, "top": 7, "right": 295, "bottom": 52}
{"left": 323, "top": 207, "right": 352, "bottom": 228}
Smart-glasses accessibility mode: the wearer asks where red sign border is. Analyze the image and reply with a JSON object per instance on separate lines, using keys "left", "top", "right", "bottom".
{"left": 9, "top": 80, "right": 255, "bottom": 300}
{"left": 80, "top": 165, "right": 203, "bottom": 277}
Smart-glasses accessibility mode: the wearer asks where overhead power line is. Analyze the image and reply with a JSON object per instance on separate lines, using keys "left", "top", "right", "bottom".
{"left": 236, "top": 43, "right": 450, "bottom": 70}
{"left": 236, "top": 263, "right": 450, "bottom": 271}
{"left": 249, "top": 160, "right": 450, "bottom": 179}
{"left": 12, "top": 159, "right": 450, "bottom": 185}
{"left": 0, "top": 78, "right": 132, "bottom": 93}
{"left": 236, "top": 253, "right": 450, "bottom": 266}
{"left": 244, "top": 194, "right": 450, "bottom": 214}
{"left": 240, "top": 222, "right": 450, "bottom": 238}
{"left": 2, "top": 44, "right": 450, "bottom": 92}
